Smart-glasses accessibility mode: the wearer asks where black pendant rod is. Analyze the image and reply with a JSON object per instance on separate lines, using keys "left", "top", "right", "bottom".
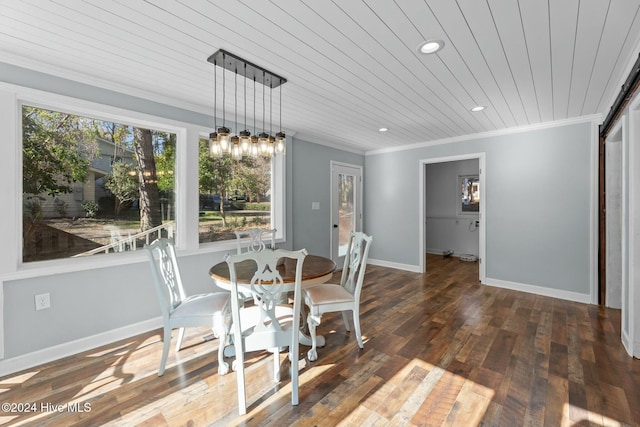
{"left": 207, "top": 49, "right": 286, "bottom": 88}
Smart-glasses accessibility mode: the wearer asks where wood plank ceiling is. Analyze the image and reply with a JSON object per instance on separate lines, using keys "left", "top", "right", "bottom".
{"left": 0, "top": 0, "right": 639, "bottom": 153}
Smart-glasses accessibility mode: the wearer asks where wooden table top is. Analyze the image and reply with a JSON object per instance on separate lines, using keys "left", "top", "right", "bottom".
{"left": 209, "top": 254, "right": 336, "bottom": 285}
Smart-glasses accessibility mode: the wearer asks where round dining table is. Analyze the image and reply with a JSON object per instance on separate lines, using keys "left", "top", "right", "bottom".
{"left": 209, "top": 254, "right": 336, "bottom": 348}
{"left": 209, "top": 254, "right": 336, "bottom": 288}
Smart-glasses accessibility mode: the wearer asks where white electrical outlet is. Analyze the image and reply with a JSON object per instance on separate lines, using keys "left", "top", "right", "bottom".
{"left": 35, "top": 293, "right": 51, "bottom": 311}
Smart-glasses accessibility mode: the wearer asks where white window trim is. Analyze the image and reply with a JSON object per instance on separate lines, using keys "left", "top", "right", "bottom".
{"left": 272, "top": 152, "right": 287, "bottom": 243}
{"left": 0, "top": 82, "right": 285, "bottom": 281}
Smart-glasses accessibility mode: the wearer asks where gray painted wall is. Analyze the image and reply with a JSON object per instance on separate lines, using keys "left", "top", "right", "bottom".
{"left": 0, "top": 62, "right": 214, "bottom": 128}
{"left": 365, "top": 122, "right": 594, "bottom": 296}
{"left": 291, "top": 139, "right": 364, "bottom": 258}
{"left": 2, "top": 250, "right": 233, "bottom": 360}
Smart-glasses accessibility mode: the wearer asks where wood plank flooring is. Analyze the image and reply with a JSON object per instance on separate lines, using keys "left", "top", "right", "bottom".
{"left": 1, "top": 254, "right": 639, "bottom": 426}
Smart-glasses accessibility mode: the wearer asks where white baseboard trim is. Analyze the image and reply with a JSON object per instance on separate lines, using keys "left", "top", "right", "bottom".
{"left": 622, "top": 329, "right": 632, "bottom": 357}
{"left": 426, "top": 248, "right": 448, "bottom": 256}
{"left": 484, "top": 277, "right": 592, "bottom": 304}
{"left": 621, "top": 329, "right": 640, "bottom": 358}
{"left": 0, "top": 317, "right": 162, "bottom": 377}
{"left": 367, "top": 261, "right": 592, "bottom": 304}
{"left": 368, "top": 258, "right": 421, "bottom": 273}
{"left": 426, "top": 249, "right": 479, "bottom": 258}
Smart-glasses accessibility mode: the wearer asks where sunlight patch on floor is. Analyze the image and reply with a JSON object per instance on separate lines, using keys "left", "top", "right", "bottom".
{"left": 299, "top": 360, "right": 334, "bottom": 384}
{"left": 0, "top": 369, "right": 40, "bottom": 386}
{"left": 564, "top": 402, "right": 626, "bottom": 427}
{"left": 356, "top": 359, "right": 494, "bottom": 426}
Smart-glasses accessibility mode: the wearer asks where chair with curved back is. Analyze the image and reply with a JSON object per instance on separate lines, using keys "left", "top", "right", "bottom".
{"left": 234, "top": 228, "right": 278, "bottom": 304}
{"left": 234, "top": 228, "right": 276, "bottom": 254}
{"left": 145, "top": 238, "right": 230, "bottom": 376}
{"left": 226, "top": 247, "right": 307, "bottom": 415}
{"left": 304, "top": 231, "right": 373, "bottom": 361}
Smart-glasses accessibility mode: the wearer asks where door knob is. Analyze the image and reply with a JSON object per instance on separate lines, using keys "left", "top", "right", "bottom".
{"left": 333, "top": 224, "right": 338, "bottom": 228}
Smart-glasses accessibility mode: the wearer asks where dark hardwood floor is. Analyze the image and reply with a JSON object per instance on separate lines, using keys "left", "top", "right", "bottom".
{"left": 1, "top": 254, "right": 639, "bottom": 426}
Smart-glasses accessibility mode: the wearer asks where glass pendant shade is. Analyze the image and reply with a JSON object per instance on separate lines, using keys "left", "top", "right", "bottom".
{"left": 267, "top": 135, "right": 276, "bottom": 155}
{"left": 217, "top": 126, "right": 230, "bottom": 137}
{"left": 258, "top": 132, "right": 270, "bottom": 153}
{"left": 210, "top": 142, "right": 223, "bottom": 158}
{"left": 250, "top": 136, "right": 259, "bottom": 158}
{"left": 217, "top": 126, "right": 231, "bottom": 152}
{"left": 231, "top": 136, "right": 242, "bottom": 160}
{"left": 275, "top": 131, "right": 286, "bottom": 153}
{"left": 239, "top": 130, "right": 251, "bottom": 154}
{"left": 209, "top": 132, "right": 222, "bottom": 158}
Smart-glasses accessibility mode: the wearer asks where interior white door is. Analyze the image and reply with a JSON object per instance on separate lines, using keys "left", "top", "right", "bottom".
{"left": 331, "top": 162, "right": 362, "bottom": 268}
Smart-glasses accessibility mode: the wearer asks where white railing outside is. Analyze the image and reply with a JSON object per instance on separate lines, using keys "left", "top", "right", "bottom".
{"left": 72, "top": 221, "right": 175, "bottom": 257}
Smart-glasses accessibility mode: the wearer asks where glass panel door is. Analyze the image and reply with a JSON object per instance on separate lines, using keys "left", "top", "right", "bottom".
{"left": 331, "top": 163, "right": 362, "bottom": 268}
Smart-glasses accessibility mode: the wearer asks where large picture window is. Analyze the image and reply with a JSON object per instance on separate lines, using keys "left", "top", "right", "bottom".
{"left": 22, "top": 105, "right": 176, "bottom": 262}
{"left": 198, "top": 138, "right": 273, "bottom": 244}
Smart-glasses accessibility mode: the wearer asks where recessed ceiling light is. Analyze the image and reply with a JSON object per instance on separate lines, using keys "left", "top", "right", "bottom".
{"left": 418, "top": 39, "right": 444, "bottom": 54}
{"left": 378, "top": 127, "right": 388, "bottom": 132}
{"left": 471, "top": 105, "right": 485, "bottom": 112}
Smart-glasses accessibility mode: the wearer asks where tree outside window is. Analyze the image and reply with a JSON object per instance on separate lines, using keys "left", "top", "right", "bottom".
{"left": 198, "top": 139, "right": 272, "bottom": 244}
{"left": 22, "top": 105, "right": 175, "bottom": 262}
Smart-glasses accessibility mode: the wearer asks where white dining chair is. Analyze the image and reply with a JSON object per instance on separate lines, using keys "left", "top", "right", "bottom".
{"left": 145, "top": 238, "right": 230, "bottom": 376}
{"left": 226, "top": 248, "right": 307, "bottom": 415}
{"left": 304, "top": 232, "right": 373, "bottom": 361}
{"left": 234, "top": 228, "right": 277, "bottom": 304}
{"left": 234, "top": 228, "right": 276, "bottom": 253}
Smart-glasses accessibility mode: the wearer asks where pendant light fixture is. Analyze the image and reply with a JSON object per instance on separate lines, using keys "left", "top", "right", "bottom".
{"left": 231, "top": 67, "right": 242, "bottom": 160}
{"left": 207, "top": 49, "right": 287, "bottom": 160}
{"left": 216, "top": 52, "right": 230, "bottom": 153}
{"left": 275, "top": 79, "right": 285, "bottom": 153}
{"left": 208, "top": 58, "right": 222, "bottom": 157}
{"left": 239, "top": 62, "right": 251, "bottom": 154}
{"left": 257, "top": 70, "right": 270, "bottom": 155}
{"left": 250, "top": 76, "right": 259, "bottom": 158}
{"left": 268, "top": 82, "right": 275, "bottom": 155}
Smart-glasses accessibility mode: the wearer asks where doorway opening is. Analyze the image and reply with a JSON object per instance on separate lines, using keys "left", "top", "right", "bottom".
{"left": 419, "top": 154, "right": 486, "bottom": 283}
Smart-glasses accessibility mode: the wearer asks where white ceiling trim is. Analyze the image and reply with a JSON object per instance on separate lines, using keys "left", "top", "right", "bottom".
{"left": 365, "top": 114, "right": 603, "bottom": 156}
